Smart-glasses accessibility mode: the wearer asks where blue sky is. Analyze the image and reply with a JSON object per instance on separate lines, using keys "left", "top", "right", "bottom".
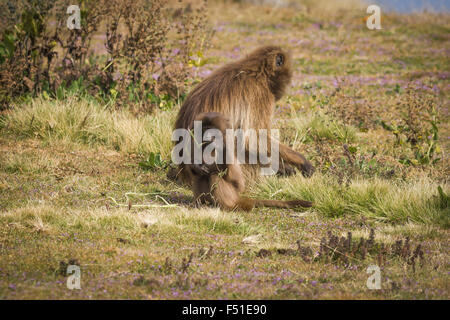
{"left": 364, "top": 0, "right": 450, "bottom": 13}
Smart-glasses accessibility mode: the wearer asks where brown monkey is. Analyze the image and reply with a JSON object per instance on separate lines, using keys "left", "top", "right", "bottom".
{"left": 173, "top": 45, "right": 314, "bottom": 184}
{"left": 186, "top": 112, "right": 312, "bottom": 211}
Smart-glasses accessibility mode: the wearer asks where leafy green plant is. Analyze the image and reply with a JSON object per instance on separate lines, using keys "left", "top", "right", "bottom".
{"left": 139, "top": 152, "right": 167, "bottom": 171}
{"left": 380, "top": 87, "right": 441, "bottom": 166}
{"left": 0, "top": 0, "right": 57, "bottom": 109}
{"left": 0, "top": 32, "right": 16, "bottom": 63}
{"left": 437, "top": 186, "right": 449, "bottom": 210}
{"left": 0, "top": 0, "right": 211, "bottom": 111}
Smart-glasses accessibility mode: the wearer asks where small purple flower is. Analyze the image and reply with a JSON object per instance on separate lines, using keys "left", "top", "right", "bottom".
{"left": 152, "top": 73, "right": 160, "bottom": 81}
{"left": 63, "top": 58, "right": 72, "bottom": 67}
{"left": 199, "top": 69, "right": 212, "bottom": 78}
{"left": 113, "top": 72, "right": 122, "bottom": 81}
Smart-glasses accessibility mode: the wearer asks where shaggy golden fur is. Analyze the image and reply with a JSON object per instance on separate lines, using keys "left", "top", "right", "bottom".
{"left": 171, "top": 45, "right": 314, "bottom": 199}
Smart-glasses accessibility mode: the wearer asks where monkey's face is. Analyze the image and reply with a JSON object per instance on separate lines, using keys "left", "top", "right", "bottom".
{"left": 264, "top": 47, "right": 293, "bottom": 101}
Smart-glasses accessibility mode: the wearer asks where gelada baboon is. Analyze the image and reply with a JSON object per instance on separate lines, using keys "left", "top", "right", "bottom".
{"left": 171, "top": 45, "right": 314, "bottom": 209}
{"left": 174, "top": 45, "right": 314, "bottom": 178}
{"left": 187, "top": 112, "right": 312, "bottom": 211}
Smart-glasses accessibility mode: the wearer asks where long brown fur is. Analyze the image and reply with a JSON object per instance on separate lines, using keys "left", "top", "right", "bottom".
{"left": 175, "top": 45, "right": 290, "bottom": 133}
{"left": 171, "top": 45, "right": 314, "bottom": 209}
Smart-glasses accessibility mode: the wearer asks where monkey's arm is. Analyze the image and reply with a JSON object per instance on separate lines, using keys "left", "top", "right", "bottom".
{"left": 278, "top": 142, "right": 315, "bottom": 177}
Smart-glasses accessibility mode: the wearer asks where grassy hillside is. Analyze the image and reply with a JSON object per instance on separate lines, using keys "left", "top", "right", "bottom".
{"left": 0, "top": 0, "right": 449, "bottom": 299}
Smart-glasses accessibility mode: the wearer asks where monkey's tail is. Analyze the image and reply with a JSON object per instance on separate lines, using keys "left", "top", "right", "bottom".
{"left": 255, "top": 199, "right": 313, "bottom": 209}
{"left": 237, "top": 198, "right": 312, "bottom": 210}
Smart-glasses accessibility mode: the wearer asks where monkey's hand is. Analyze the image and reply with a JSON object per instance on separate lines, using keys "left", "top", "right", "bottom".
{"left": 191, "top": 163, "right": 224, "bottom": 176}
{"left": 277, "top": 162, "right": 296, "bottom": 177}
{"left": 300, "top": 160, "right": 315, "bottom": 178}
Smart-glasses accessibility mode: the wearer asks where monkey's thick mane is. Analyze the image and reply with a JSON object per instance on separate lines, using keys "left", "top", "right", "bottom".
{"left": 175, "top": 45, "right": 293, "bottom": 133}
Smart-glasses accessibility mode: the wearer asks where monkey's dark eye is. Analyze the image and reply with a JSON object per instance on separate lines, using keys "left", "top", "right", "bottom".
{"left": 276, "top": 54, "right": 284, "bottom": 67}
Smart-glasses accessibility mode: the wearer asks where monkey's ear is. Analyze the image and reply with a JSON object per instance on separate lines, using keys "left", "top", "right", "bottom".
{"left": 275, "top": 53, "right": 284, "bottom": 67}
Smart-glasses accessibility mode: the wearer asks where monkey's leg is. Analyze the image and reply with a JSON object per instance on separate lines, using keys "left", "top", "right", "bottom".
{"left": 277, "top": 142, "right": 315, "bottom": 177}
{"left": 223, "top": 162, "right": 246, "bottom": 193}
{"left": 211, "top": 176, "right": 243, "bottom": 211}
{"left": 199, "top": 161, "right": 248, "bottom": 211}
{"left": 214, "top": 162, "right": 312, "bottom": 212}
